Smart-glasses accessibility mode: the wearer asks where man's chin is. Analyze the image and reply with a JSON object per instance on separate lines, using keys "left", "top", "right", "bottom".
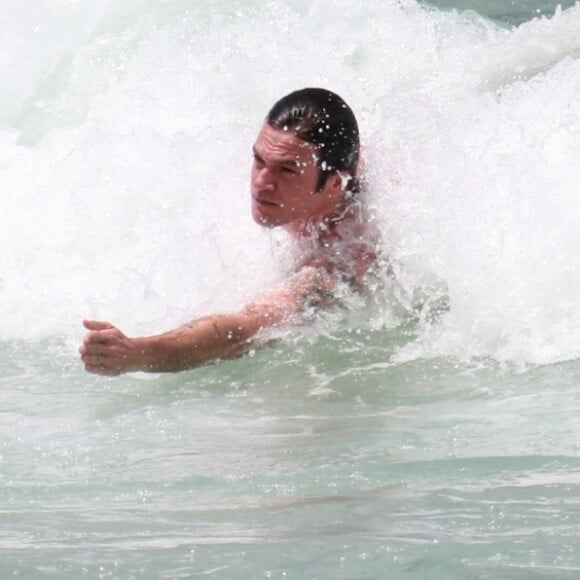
{"left": 252, "top": 209, "right": 281, "bottom": 228}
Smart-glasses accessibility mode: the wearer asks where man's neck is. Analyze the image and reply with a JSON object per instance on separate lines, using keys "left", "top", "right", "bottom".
{"left": 283, "top": 200, "right": 354, "bottom": 241}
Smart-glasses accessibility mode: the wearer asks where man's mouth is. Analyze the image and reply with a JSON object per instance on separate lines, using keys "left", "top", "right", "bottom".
{"left": 253, "top": 196, "right": 279, "bottom": 207}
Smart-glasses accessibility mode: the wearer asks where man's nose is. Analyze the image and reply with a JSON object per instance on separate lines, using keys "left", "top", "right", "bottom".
{"left": 253, "top": 166, "right": 275, "bottom": 191}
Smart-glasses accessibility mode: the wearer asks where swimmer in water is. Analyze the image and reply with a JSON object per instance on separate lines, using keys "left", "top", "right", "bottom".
{"left": 79, "top": 88, "right": 378, "bottom": 375}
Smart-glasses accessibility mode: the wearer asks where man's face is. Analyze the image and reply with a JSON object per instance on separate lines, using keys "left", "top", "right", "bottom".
{"left": 251, "top": 124, "right": 340, "bottom": 228}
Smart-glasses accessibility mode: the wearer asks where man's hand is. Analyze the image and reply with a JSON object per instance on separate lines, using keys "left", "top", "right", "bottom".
{"left": 79, "top": 319, "right": 140, "bottom": 376}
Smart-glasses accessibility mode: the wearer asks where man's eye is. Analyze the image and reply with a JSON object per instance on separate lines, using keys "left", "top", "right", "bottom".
{"left": 282, "top": 166, "right": 297, "bottom": 175}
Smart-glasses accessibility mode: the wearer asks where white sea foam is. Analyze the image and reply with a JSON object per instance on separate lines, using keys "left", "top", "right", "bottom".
{"left": 1, "top": 0, "right": 578, "bottom": 364}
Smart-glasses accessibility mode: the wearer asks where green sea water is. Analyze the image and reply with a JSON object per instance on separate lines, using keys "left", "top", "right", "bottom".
{"left": 1, "top": 332, "right": 579, "bottom": 578}
{"left": 425, "top": 0, "right": 578, "bottom": 26}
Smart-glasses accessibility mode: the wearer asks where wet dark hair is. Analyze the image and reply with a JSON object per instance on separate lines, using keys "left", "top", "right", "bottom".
{"left": 266, "top": 88, "right": 360, "bottom": 193}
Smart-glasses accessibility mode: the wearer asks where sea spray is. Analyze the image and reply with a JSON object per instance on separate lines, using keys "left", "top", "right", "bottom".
{"left": 1, "top": 0, "right": 579, "bottom": 366}
{"left": 366, "top": 5, "right": 580, "bottom": 364}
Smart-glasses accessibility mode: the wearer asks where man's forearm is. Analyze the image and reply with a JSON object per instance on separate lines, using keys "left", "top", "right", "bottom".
{"left": 131, "top": 314, "right": 260, "bottom": 373}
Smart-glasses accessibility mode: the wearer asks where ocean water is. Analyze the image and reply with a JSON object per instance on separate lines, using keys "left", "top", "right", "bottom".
{"left": 1, "top": 1, "right": 579, "bottom": 578}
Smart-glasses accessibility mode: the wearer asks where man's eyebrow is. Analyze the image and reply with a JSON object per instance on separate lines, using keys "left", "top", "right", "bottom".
{"left": 252, "top": 146, "right": 301, "bottom": 166}
{"left": 279, "top": 158, "right": 300, "bottom": 167}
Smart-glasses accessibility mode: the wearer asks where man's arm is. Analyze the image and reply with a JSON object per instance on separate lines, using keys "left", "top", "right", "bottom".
{"left": 79, "top": 266, "right": 335, "bottom": 376}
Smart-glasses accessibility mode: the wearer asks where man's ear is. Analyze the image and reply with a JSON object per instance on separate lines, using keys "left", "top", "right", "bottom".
{"left": 326, "top": 172, "right": 348, "bottom": 198}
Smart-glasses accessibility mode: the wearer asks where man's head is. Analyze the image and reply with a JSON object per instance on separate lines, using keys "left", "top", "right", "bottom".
{"left": 251, "top": 88, "right": 360, "bottom": 229}
{"left": 267, "top": 88, "right": 360, "bottom": 192}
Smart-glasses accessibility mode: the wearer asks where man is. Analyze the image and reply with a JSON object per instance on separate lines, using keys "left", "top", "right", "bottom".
{"left": 79, "top": 88, "right": 377, "bottom": 375}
